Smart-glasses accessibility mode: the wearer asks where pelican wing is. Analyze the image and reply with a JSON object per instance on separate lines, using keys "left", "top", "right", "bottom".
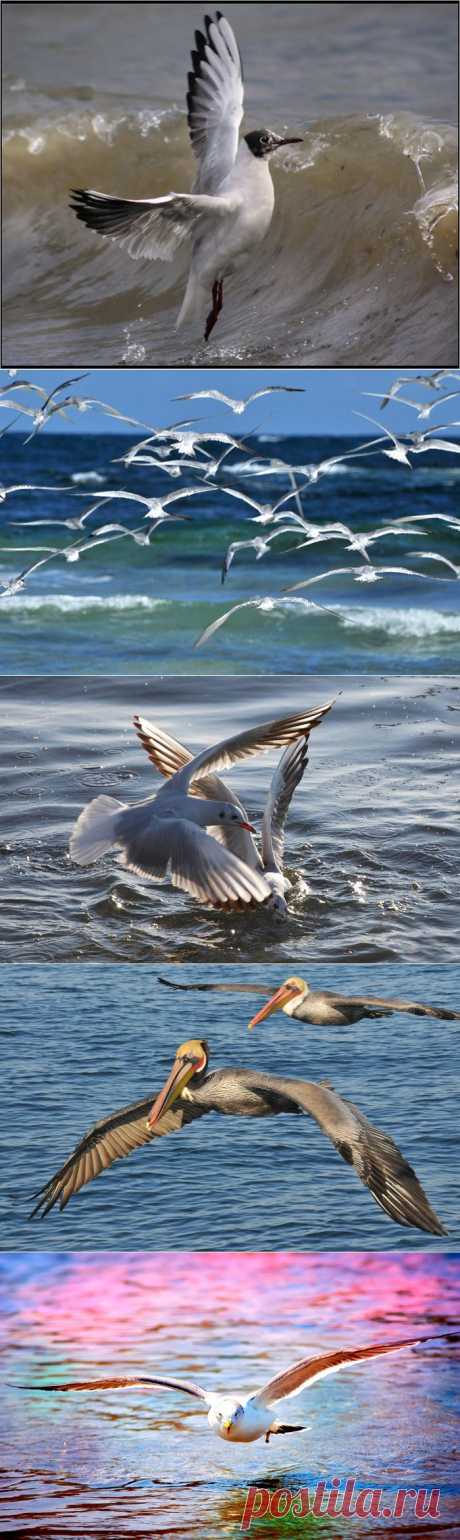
{"left": 254, "top": 1335, "right": 432, "bottom": 1407}
{"left": 187, "top": 13, "right": 244, "bottom": 192}
{"left": 30, "top": 1092, "right": 210, "bottom": 1217}
{"left": 292, "top": 1078, "right": 446, "bottom": 1235}
{"left": 23, "top": 1373, "right": 208, "bottom": 1400}
{"left": 70, "top": 188, "right": 236, "bottom": 261}
{"left": 115, "top": 813, "right": 269, "bottom": 908}
{"left": 132, "top": 715, "right": 260, "bottom": 870}
{"left": 325, "top": 992, "right": 460, "bottom": 1021}
{"left": 165, "top": 702, "right": 334, "bottom": 792}
{"left": 262, "top": 736, "right": 310, "bottom": 874}
{"left": 158, "top": 976, "right": 269, "bottom": 995}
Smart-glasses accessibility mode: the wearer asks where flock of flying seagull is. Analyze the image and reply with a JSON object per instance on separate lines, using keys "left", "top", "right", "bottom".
{"left": 1, "top": 369, "right": 460, "bottom": 641}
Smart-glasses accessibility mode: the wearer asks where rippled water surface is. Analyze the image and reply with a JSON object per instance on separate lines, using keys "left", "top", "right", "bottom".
{"left": 1, "top": 1251, "right": 459, "bottom": 1536}
{"left": 0, "top": 674, "right": 458, "bottom": 964}
{"left": 2, "top": 4, "right": 458, "bottom": 363}
{"left": 1, "top": 960, "right": 459, "bottom": 1249}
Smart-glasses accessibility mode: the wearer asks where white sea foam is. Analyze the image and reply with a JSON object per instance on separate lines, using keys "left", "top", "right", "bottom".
{"left": 71, "top": 470, "right": 107, "bottom": 485}
{"left": 1, "top": 593, "right": 166, "bottom": 613}
{"left": 340, "top": 606, "right": 460, "bottom": 639}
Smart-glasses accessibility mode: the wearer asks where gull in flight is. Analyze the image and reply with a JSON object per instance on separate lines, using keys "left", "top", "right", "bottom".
{"left": 0, "top": 549, "right": 65, "bottom": 597}
{"left": 29, "top": 1036, "right": 445, "bottom": 1233}
{"left": 279, "top": 521, "right": 428, "bottom": 565}
{"left": 363, "top": 389, "right": 460, "bottom": 420}
{"left": 160, "top": 973, "right": 460, "bottom": 1027}
{"left": 174, "top": 385, "right": 305, "bottom": 415}
{"left": 194, "top": 594, "right": 331, "bottom": 648}
{"left": 70, "top": 12, "right": 302, "bottom": 341}
{"left": 285, "top": 565, "right": 431, "bottom": 594}
{"left": 407, "top": 551, "right": 460, "bottom": 579}
{"left": 0, "top": 483, "right": 76, "bottom": 505}
{"left": 379, "top": 371, "right": 460, "bottom": 409}
{"left": 353, "top": 413, "right": 414, "bottom": 465}
{"left": 69, "top": 708, "right": 323, "bottom": 911}
{"left": 22, "top": 1335, "right": 442, "bottom": 1444}
{"left": 133, "top": 697, "right": 333, "bottom": 915}
{"left": 221, "top": 527, "right": 306, "bottom": 582}
{"left": 205, "top": 482, "right": 309, "bottom": 525}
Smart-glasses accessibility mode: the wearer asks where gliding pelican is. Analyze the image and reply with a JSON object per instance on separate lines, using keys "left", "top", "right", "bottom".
{"left": 158, "top": 974, "right": 460, "bottom": 1027}
{"left": 23, "top": 1333, "right": 442, "bottom": 1445}
{"left": 30, "top": 1039, "right": 446, "bottom": 1235}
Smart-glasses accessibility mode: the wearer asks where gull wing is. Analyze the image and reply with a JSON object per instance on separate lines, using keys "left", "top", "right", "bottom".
{"left": 262, "top": 736, "right": 310, "bottom": 875}
{"left": 70, "top": 188, "right": 236, "bottom": 261}
{"left": 132, "top": 714, "right": 261, "bottom": 870}
{"left": 162, "top": 701, "right": 334, "bottom": 793}
{"left": 24, "top": 1373, "right": 209, "bottom": 1400}
{"left": 187, "top": 12, "right": 244, "bottom": 192}
{"left": 29, "top": 1091, "right": 210, "bottom": 1217}
{"left": 323, "top": 992, "right": 460, "bottom": 1021}
{"left": 253, "top": 1335, "right": 432, "bottom": 1407}
{"left": 114, "top": 811, "right": 270, "bottom": 908}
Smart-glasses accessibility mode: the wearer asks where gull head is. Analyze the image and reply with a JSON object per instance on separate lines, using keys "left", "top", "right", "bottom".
{"left": 208, "top": 1397, "right": 246, "bottom": 1441}
{"left": 244, "top": 128, "right": 303, "bottom": 159}
{"left": 216, "top": 801, "right": 256, "bottom": 832}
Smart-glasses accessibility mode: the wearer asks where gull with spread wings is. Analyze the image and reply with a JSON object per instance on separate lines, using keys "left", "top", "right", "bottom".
{"left": 23, "top": 1334, "right": 442, "bottom": 1445}
{"left": 70, "top": 12, "right": 301, "bottom": 340}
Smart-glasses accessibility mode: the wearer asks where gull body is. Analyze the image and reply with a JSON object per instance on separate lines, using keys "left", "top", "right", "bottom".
{"left": 133, "top": 697, "right": 333, "bottom": 915}
{"left": 70, "top": 13, "right": 301, "bottom": 341}
{"left": 30, "top": 1037, "right": 445, "bottom": 1234}
{"left": 69, "top": 708, "right": 326, "bottom": 910}
{"left": 23, "top": 1335, "right": 441, "bottom": 1445}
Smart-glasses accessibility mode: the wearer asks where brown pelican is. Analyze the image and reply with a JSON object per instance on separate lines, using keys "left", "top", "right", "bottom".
{"left": 158, "top": 974, "right": 460, "bottom": 1027}
{"left": 23, "top": 1334, "right": 440, "bottom": 1445}
{"left": 69, "top": 705, "right": 331, "bottom": 911}
{"left": 133, "top": 696, "right": 334, "bottom": 915}
{"left": 30, "top": 1039, "right": 446, "bottom": 1235}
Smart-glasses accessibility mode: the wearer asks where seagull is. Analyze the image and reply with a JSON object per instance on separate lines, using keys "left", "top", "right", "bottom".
{"left": 130, "top": 427, "right": 246, "bottom": 458}
{"left": 174, "top": 385, "right": 305, "bottom": 415}
{"left": 24, "top": 397, "right": 152, "bottom": 444}
{"left": 133, "top": 697, "right": 333, "bottom": 915}
{"left": 28, "top": 1036, "right": 445, "bottom": 1233}
{"left": 11, "top": 504, "right": 100, "bottom": 533}
{"left": 281, "top": 522, "right": 428, "bottom": 564}
{"left": 21, "top": 1334, "right": 442, "bottom": 1445}
{"left": 353, "top": 413, "right": 414, "bottom": 466}
{"left": 69, "top": 709, "right": 323, "bottom": 910}
{"left": 407, "top": 551, "right": 460, "bottom": 578}
{"left": 363, "top": 390, "right": 460, "bottom": 420}
{"left": 0, "top": 380, "right": 47, "bottom": 399}
{"left": 221, "top": 526, "right": 305, "bottom": 582}
{"left": 409, "top": 436, "right": 460, "bottom": 456}
{"left": 380, "top": 371, "right": 460, "bottom": 409}
{"left": 0, "top": 484, "right": 77, "bottom": 505}
{"left": 70, "top": 12, "right": 302, "bottom": 341}
{"left": 194, "top": 594, "right": 330, "bottom": 648}
{"left": 285, "top": 565, "right": 431, "bottom": 594}
{"left": 0, "top": 550, "right": 63, "bottom": 597}
{"left": 205, "top": 482, "right": 309, "bottom": 524}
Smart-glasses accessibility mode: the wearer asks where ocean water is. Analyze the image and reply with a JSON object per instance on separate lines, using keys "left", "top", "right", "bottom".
{"left": 1, "top": 961, "right": 459, "bottom": 1251}
{"left": 1, "top": 431, "right": 460, "bottom": 674}
{"left": 1, "top": 1251, "right": 459, "bottom": 1536}
{"left": 2, "top": 3, "right": 458, "bottom": 364}
{"left": 0, "top": 675, "right": 458, "bottom": 966}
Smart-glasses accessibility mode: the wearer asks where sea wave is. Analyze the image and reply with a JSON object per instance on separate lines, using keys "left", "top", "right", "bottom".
{"left": 3, "top": 106, "right": 457, "bottom": 363}
{"left": 1, "top": 592, "right": 167, "bottom": 613}
{"left": 341, "top": 606, "right": 460, "bottom": 639}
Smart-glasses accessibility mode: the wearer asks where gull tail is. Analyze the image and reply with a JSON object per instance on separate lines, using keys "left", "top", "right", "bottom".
{"left": 69, "top": 795, "right": 125, "bottom": 864}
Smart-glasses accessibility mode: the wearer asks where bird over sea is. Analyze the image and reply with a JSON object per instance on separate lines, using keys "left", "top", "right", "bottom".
{"left": 70, "top": 11, "right": 302, "bottom": 341}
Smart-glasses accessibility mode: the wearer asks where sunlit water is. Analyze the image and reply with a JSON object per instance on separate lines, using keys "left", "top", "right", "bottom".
{"left": 1, "top": 432, "right": 460, "bottom": 674}
{"left": 1, "top": 961, "right": 459, "bottom": 1250}
{"left": 1, "top": 1251, "right": 459, "bottom": 1536}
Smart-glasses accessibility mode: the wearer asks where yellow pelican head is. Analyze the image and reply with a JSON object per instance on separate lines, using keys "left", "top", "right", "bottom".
{"left": 147, "top": 1039, "right": 209, "bottom": 1129}
{"left": 248, "top": 976, "right": 309, "bottom": 1029}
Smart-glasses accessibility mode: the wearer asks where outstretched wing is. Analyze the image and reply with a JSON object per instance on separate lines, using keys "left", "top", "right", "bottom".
{"left": 326, "top": 992, "right": 460, "bottom": 1022}
{"left": 254, "top": 1335, "right": 433, "bottom": 1407}
{"left": 132, "top": 714, "right": 260, "bottom": 870}
{"left": 262, "top": 736, "right": 310, "bottom": 874}
{"left": 164, "top": 701, "right": 334, "bottom": 793}
{"left": 187, "top": 12, "right": 244, "bottom": 192}
{"left": 30, "top": 1091, "right": 210, "bottom": 1218}
{"left": 23, "top": 1373, "right": 208, "bottom": 1401}
{"left": 292, "top": 1077, "right": 446, "bottom": 1235}
{"left": 70, "top": 188, "right": 235, "bottom": 261}
{"left": 114, "top": 811, "right": 269, "bottom": 908}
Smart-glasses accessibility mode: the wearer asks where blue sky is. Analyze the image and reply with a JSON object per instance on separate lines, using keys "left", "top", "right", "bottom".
{"left": 1, "top": 366, "right": 458, "bottom": 436}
